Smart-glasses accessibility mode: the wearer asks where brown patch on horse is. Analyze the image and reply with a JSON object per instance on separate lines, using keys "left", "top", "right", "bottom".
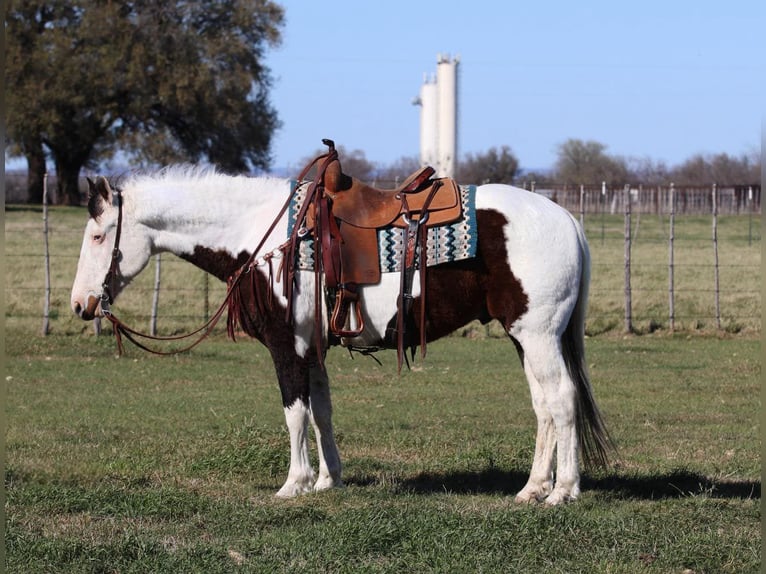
{"left": 473, "top": 209, "right": 530, "bottom": 330}
{"left": 387, "top": 209, "right": 529, "bottom": 346}
{"left": 179, "top": 245, "right": 313, "bottom": 406}
{"left": 178, "top": 246, "right": 253, "bottom": 281}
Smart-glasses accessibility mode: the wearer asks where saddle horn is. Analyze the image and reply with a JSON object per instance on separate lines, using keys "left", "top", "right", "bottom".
{"left": 320, "top": 138, "right": 353, "bottom": 195}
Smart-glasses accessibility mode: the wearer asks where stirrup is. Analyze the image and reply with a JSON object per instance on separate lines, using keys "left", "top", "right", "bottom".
{"left": 329, "top": 285, "right": 365, "bottom": 338}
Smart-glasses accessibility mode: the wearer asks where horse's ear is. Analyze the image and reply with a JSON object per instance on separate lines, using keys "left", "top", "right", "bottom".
{"left": 87, "top": 176, "right": 112, "bottom": 219}
{"left": 96, "top": 176, "right": 112, "bottom": 199}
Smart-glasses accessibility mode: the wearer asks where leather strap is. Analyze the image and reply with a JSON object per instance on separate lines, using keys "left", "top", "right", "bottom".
{"left": 99, "top": 189, "right": 124, "bottom": 314}
{"left": 395, "top": 180, "right": 443, "bottom": 371}
{"left": 281, "top": 140, "right": 341, "bottom": 366}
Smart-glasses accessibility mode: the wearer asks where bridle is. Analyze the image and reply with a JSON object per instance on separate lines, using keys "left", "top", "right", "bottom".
{"left": 98, "top": 189, "right": 124, "bottom": 317}
{"left": 96, "top": 145, "right": 337, "bottom": 356}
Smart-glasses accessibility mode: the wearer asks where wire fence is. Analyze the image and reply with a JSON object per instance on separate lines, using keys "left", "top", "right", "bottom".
{"left": 5, "top": 179, "right": 761, "bottom": 338}
{"left": 524, "top": 182, "right": 761, "bottom": 216}
{"left": 6, "top": 172, "right": 762, "bottom": 215}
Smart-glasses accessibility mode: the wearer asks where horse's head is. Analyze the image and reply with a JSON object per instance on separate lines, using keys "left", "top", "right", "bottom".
{"left": 71, "top": 176, "right": 152, "bottom": 320}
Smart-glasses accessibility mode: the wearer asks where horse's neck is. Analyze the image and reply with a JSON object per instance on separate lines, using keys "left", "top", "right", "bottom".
{"left": 129, "top": 175, "right": 291, "bottom": 280}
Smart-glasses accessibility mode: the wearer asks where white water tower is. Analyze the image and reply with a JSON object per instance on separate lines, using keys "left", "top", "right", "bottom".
{"left": 413, "top": 53, "right": 459, "bottom": 178}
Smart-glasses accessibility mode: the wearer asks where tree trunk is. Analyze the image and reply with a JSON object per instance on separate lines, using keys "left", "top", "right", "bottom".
{"left": 54, "top": 157, "right": 85, "bottom": 206}
{"left": 25, "top": 140, "right": 47, "bottom": 204}
{"left": 49, "top": 138, "right": 94, "bottom": 205}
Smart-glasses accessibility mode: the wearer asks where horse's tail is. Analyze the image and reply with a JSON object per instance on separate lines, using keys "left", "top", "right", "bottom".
{"left": 562, "top": 218, "right": 616, "bottom": 469}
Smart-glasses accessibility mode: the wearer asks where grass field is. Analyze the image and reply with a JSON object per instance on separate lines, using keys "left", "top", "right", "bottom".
{"left": 4, "top": 203, "right": 762, "bottom": 572}
{"left": 5, "top": 332, "right": 761, "bottom": 573}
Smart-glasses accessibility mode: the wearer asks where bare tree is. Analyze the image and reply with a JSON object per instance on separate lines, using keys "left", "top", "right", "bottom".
{"left": 297, "top": 145, "right": 376, "bottom": 182}
{"left": 626, "top": 156, "right": 671, "bottom": 185}
{"left": 374, "top": 156, "right": 422, "bottom": 186}
{"left": 457, "top": 146, "right": 519, "bottom": 185}
{"left": 554, "top": 139, "right": 628, "bottom": 186}
{"left": 671, "top": 152, "right": 760, "bottom": 185}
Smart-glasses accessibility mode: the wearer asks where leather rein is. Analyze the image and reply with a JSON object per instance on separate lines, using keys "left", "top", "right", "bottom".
{"left": 98, "top": 151, "right": 333, "bottom": 355}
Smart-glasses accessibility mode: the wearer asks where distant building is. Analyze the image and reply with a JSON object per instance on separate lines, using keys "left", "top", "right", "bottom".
{"left": 413, "top": 54, "right": 459, "bottom": 178}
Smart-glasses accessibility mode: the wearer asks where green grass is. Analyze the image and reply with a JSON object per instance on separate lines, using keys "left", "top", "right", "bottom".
{"left": 581, "top": 212, "right": 761, "bottom": 334}
{"left": 5, "top": 332, "right": 761, "bottom": 573}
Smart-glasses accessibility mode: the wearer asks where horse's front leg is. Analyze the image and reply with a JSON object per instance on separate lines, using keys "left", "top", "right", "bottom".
{"left": 308, "top": 362, "right": 343, "bottom": 492}
{"left": 270, "top": 352, "right": 343, "bottom": 497}
{"left": 271, "top": 355, "right": 315, "bottom": 498}
{"left": 276, "top": 399, "right": 315, "bottom": 498}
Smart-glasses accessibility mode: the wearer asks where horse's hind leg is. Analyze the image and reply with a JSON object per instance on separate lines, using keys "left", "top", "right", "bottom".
{"left": 308, "top": 363, "right": 343, "bottom": 492}
{"left": 514, "top": 352, "right": 556, "bottom": 503}
{"left": 514, "top": 333, "right": 580, "bottom": 505}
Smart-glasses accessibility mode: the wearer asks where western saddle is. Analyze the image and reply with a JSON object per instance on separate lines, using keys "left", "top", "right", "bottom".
{"left": 285, "top": 139, "right": 463, "bottom": 369}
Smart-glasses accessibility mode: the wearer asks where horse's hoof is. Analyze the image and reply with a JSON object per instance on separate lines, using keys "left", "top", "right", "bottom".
{"left": 514, "top": 491, "right": 543, "bottom": 504}
{"left": 313, "top": 476, "right": 343, "bottom": 493}
{"left": 275, "top": 481, "right": 313, "bottom": 498}
{"left": 543, "top": 488, "right": 579, "bottom": 506}
{"left": 514, "top": 481, "right": 553, "bottom": 504}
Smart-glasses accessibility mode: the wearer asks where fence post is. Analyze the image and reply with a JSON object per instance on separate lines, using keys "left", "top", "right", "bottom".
{"left": 42, "top": 173, "right": 51, "bottom": 336}
{"left": 579, "top": 184, "right": 585, "bottom": 227}
{"left": 668, "top": 183, "right": 675, "bottom": 331}
{"left": 712, "top": 183, "right": 721, "bottom": 330}
{"left": 204, "top": 273, "right": 210, "bottom": 322}
{"left": 623, "top": 184, "right": 633, "bottom": 333}
{"left": 601, "top": 181, "right": 606, "bottom": 245}
{"left": 150, "top": 254, "right": 162, "bottom": 336}
{"left": 633, "top": 184, "right": 642, "bottom": 241}
{"left": 747, "top": 185, "right": 753, "bottom": 246}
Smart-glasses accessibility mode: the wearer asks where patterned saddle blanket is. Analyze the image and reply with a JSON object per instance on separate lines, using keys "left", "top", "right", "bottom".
{"left": 287, "top": 180, "right": 478, "bottom": 273}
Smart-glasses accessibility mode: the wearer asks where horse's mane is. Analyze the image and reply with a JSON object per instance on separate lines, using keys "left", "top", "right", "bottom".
{"left": 109, "top": 164, "right": 286, "bottom": 198}
{"left": 112, "top": 164, "right": 229, "bottom": 188}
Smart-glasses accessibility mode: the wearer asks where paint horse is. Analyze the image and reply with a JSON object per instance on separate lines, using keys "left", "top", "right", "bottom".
{"left": 71, "top": 153, "right": 612, "bottom": 505}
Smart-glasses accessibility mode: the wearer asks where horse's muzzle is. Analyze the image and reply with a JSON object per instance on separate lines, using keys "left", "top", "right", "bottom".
{"left": 72, "top": 294, "right": 101, "bottom": 321}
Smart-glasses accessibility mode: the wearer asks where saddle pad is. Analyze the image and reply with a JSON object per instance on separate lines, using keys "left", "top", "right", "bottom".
{"left": 287, "top": 181, "right": 478, "bottom": 273}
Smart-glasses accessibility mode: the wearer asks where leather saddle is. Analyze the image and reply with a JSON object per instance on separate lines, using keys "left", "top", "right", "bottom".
{"left": 286, "top": 139, "right": 463, "bottom": 369}
{"left": 322, "top": 161, "right": 461, "bottom": 228}
{"left": 308, "top": 154, "right": 463, "bottom": 286}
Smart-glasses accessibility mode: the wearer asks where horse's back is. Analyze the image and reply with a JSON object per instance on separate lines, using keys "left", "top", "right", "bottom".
{"left": 476, "top": 184, "right": 582, "bottom": 243}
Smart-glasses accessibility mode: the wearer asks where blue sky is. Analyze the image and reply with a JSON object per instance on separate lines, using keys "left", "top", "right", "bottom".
{"left": 265, "top": 1, "right": 762, "bottom": 173}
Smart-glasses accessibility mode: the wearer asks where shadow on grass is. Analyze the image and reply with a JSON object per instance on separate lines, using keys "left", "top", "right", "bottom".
{"left": 584, "top": 470, "right": 760, "bottom": 500}
{"left": 376, "top": 468, "right": 760, "bottom": 500}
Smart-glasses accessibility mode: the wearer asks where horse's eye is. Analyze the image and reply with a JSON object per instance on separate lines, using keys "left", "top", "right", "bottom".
{"left": 92, "top": 234, "right": 103, "bottom": 243}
